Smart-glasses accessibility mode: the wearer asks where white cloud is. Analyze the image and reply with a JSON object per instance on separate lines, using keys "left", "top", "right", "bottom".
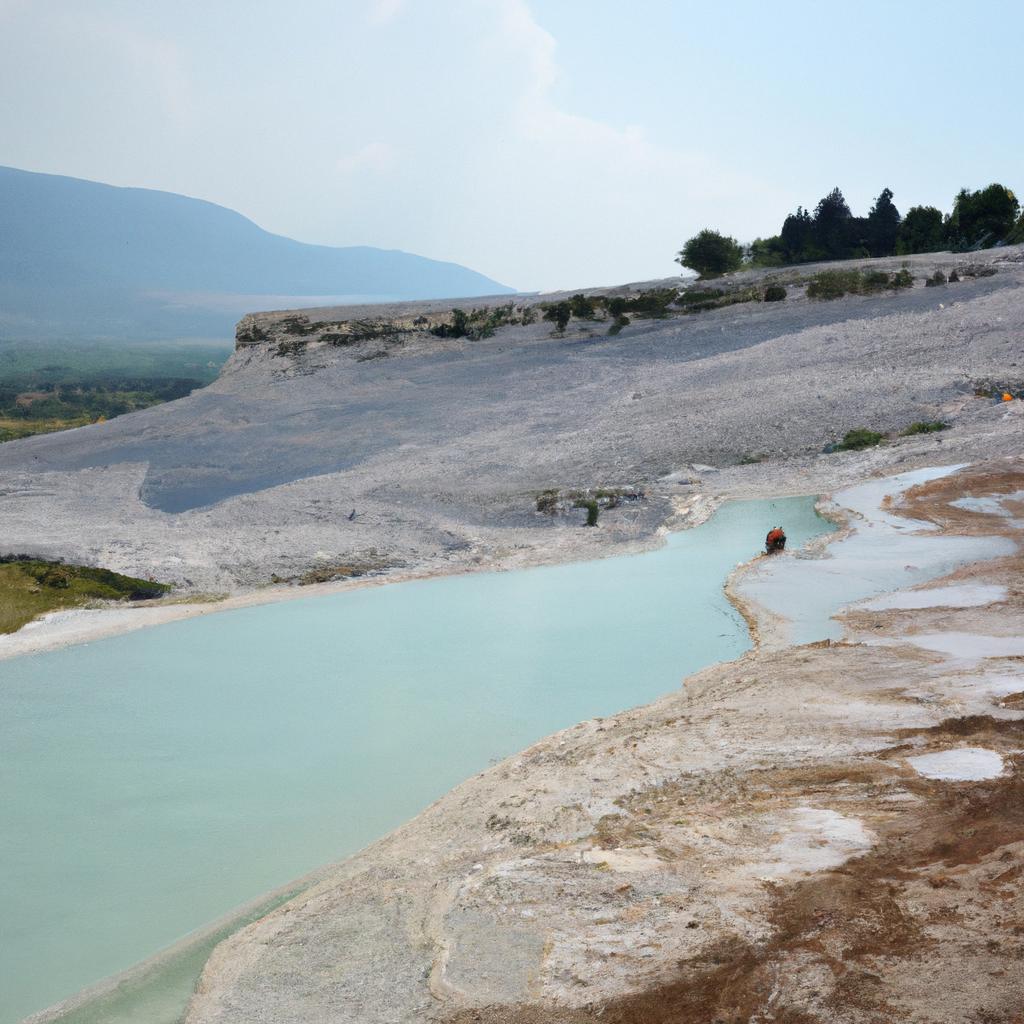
{"left": 424, "top": 0, "right": 787, "bottom": 288}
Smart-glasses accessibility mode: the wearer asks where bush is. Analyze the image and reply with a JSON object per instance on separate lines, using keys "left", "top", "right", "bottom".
{"left": 623, "top": 288, "right": 678, "bottom": 318}
{"left": 902, "top": 420, "right": 948, "bottom": 435}
{"left": 569, "top": 294, "right": 596, "bottom": 319}
{"left": 678, "top": 288, "right": 725, "bottom": 306}
{"left": 948, "top": 269, "right": 960, "bottom": 282}
{"left": 925, "top": 270, "right": 947, "bottom": 287}
{"left": 806, "top": 270, "right": 863, "bottom": 299}
{"left": 574, "top": 498, "right": 600, "bottom": 527}
{"left": 806, "top": 268, "right": 913, "bottom": 299}
{"left": 833, "top": 428, "right": 885, "bottom": 451}
{"left": 608, "top": 314, "right": 630, "bottom": 336}
{"left": 763, "top": 284, "right": 787, "bottom": 302}
{"left": 861, "top": 270, "right": 892, "bottom": 292}
{"left": 430, "top": 305, "right": 520, "bottom": 340}
{"left": 542, "top": 302, "right": 571, "bottom": 333}
{"left": 535, "top": 489, "right": 559, "bottom": 514}
{"left": 675, "top": 229, "right": 743, "bottom": 278}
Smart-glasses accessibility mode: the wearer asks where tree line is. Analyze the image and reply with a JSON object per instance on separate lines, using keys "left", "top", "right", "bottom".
{"left": 677, "top": 182, "right": 1023, "bottom": 278}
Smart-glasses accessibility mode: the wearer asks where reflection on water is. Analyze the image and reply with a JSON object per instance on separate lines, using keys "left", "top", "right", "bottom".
{"left": 2, "top": 496, "right": 832, "bottom": 1024}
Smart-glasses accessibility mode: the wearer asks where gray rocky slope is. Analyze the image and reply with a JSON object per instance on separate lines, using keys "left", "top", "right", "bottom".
{"left": 1, "top": 247, "right": 1022, "bottom": 590}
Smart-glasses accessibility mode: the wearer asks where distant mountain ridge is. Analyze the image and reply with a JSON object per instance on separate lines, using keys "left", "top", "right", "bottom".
{"left": 0, "top": 166, "right": 512, "bottom": 341}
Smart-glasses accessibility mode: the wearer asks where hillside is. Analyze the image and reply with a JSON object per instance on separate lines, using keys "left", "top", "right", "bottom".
{"left": 0, "top": 245, "right": 1020, "bottom": 596}
{"left": 0, "top": 166, "right": 512, "bottom": 341}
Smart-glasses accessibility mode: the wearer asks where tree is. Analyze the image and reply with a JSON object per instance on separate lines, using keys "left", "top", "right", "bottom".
{"left": 947, "top": 183, "right": 1020, "bottom": 249}
{"left": 865, "top": 187, "right": 901, "bottom": 257}
{"left": 676, "top": 229, "right": 743, "bottom": 278}
{"left": 812, "top": 187, "right": 854, "bottom": 259}
{"left": 542, "top": 301, "right": 571, "bottom": 333}
{"left": 747, "top": 235, "right": 788, "bottom": 267}
{"left": 895, "top": 206, "right": 945, "bottom": 255}
{"left": 780, "top": 206, "right": 815, "bottom": 262}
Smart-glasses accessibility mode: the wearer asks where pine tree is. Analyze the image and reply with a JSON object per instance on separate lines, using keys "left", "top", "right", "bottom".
{"left": 865, "top": 187, "right": 901, "bottom": 257}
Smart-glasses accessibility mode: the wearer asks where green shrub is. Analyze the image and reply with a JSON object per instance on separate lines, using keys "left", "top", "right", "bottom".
{"left": 535, "top": 489, "right": 559, "bottom": 513}
{"left": 833, "top": 428, "right": 885, "bottom": 451}
{"left": 624, "top": 288, "right": 678, "bottom": 318}
{"left": 574, "top": 498, "right": 600, "bottom": 526}
{"left": 608, "top": 314, "right": 630, "bottom": 336}
{"left": 806, "top": 268, "right": 913, "bottom": 299}
{"left": 806, "top": 270, "right": 863, "bottom": 299}
{"left": 677, "top": 286, "right": 759, "bottom": 312}
{"left": 542, "top": 302, "right": 572, "bottom": 333}
{"left": 948, "top": 269, "right": 960, "bottom": 282}
{"left": 925, "top": 270, "right": 947, "bottom": 287}
{"left": 568, "top": 294, "right": 596, "bottom": 319}
{"left": 429, "top": 304, "right": 521, "bottom": 340}
{"left": 902, "top": 420, "right": 948, "bottom": 435}
{"left": 763, "top": 284, "right": 787, "bottom": 302}
{"left": 861, "top": 270, "right": 892, "bottom": 292}
{"left": 675, "top": 229, "right": 743, "bottom": 278}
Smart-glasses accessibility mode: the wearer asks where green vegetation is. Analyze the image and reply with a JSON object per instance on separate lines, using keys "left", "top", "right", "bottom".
{"left": 700, "top": 181, "right": 1022, "bottom": 273}
{"left": 677, "top": 286, "right": 760, "bottom": 313}
{"left": 568, "top": 294, "right": 597, "bottom": 319}
{"left": 806, "top": 268, "right": 913, "bottom": 299}
{"left": 429, "top": 303, "right": 525, "bottom": 340}
{"left": 763, "top": 284, "right": 787, "bottom": 302}
{"left": 0, "top": 556, "right": 170, "bottom": 634}
{"left": 832, "top": 428, "right": 885, "bottom": 451}
{"left": 0, "top": 339, "right": 229, "bottom": 443}
{"left": 902, "top": 420, "right": 948, "bottom": 435}
{"left": 0, "top": 378, "right": 201, "bottom": 441}
{"left": 896, "top": 206, "right": 945, "bottom": 255}
{"left": 675, "top": 229, "right": 743, "bottom": 278}
{"left": 925, "top": 270, "right": 947, "bottom": 287}
{"left": 535, "top": 486, "right": 643, "bottom": 521}
{"left": 575, "top": 498, "right": 600, "bottom": 527}
{"left": 542, "top": 301, "right": 572, "bottom": 334}
{"left": 946, "top": 184, "right": 1020, "bottom": 250}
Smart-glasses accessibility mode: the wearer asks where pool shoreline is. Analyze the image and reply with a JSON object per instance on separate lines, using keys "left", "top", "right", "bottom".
{"left": 0, "top": 495, "right": 728, "bottom": 664}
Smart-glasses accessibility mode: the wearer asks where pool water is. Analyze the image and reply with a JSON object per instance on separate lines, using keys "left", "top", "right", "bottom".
{"left": 0, "top": 496, "right": 831, "bottom": 1024}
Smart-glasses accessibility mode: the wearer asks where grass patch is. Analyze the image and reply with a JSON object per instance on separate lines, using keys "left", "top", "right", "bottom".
{"left": 832, "top": 428, "right": 886, "bottom": 451}
{"left": 806, "top": 268, "right": 914, "bottom": 300}
{"left": 0, "top": 557, "right": 171, "bottom": 634}
{"left": 902, "top": 420, "right": 948, "bottom": 435}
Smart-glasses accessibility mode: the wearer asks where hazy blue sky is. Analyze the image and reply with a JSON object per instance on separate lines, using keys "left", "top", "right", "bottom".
{"left": 1, "top": 0, "right": 1021, "bottom": 291}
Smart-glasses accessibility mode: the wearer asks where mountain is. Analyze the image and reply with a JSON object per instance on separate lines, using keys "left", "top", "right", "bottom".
{"left": 0, "top": 166, "right": 513, "bottom": 341}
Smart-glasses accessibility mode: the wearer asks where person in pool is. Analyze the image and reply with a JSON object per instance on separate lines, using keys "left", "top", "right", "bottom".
{"left": 765, "top": 526, "right": 786, "bottom": 554}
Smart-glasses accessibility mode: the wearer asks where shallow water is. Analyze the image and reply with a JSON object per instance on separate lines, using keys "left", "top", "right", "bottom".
{"left": 737, "top": 467, "right": 1017, "bottom": 645}
{"left": 0, "top": 497, "right": 831, "bottom": 1024}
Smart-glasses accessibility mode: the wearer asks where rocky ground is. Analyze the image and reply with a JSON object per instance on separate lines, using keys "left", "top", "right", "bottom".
{"left": 0, "top": 247, "right": 1021, "bottom": 602}
{"left": 182, "top": 461, "right": 1024, "bottom": 1024}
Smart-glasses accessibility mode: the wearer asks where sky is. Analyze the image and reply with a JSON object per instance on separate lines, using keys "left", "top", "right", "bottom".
{"left": 1, "top": 0, "right": 1021, "bottom": 292}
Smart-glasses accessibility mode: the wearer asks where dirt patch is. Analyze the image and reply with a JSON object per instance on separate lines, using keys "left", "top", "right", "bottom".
{"left": 445, "top": 718, "right": 1024, "bottom": 1024}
